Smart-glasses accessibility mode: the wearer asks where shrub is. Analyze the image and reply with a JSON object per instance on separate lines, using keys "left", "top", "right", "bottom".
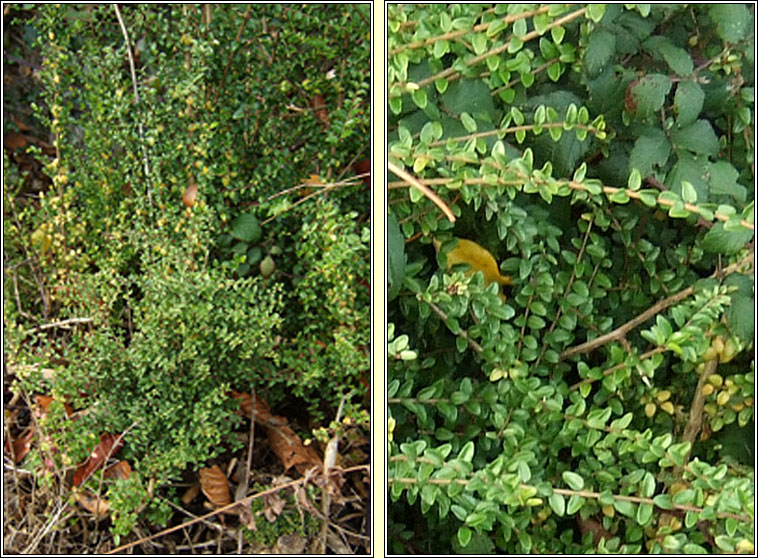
{"left": 4, "top": 3, "right": 369, "bottom": 541}
{"left": 388, "top": 4, "right": 753, "bottom": 554}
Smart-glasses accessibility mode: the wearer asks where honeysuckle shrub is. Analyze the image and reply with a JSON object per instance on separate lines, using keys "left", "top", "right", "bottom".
{"left": 388, "top": 4, "right": 754, "bottom": 554}
{"left": 3, "top": 3, "right": 369, "bottom": 539}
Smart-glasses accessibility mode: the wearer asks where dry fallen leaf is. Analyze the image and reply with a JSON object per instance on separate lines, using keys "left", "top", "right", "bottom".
{"left": 238, "top": 503, "right": 257, "bottom": 531}
{"left": 181, "top": 481, "right": 201, "bottom": 506}
{"left": 311, "top": 93, "right": 329, "bottom": 127}
{"left": 104, "top": 460, "right": 132, "bottom": 480}
{"left": 73, "top": 433, "right": 124, "bottom": 487}
{"left": 74, "top": 489, "right": 110, "bottom": 518}
{"left": 182, "top": 176, "right": 198, "bottom": 208}
{"left": 199, "top": 465, "right": 231, "bottom": 508}
{"left": 263, "top": 491, "right": 286, "bottom": 523}
{"left": 265, "top": 417, "right": 323, "bottom": 475}
{"left": 5, "top": 429, "right": 34, "bottom": 464}
{"left": 274, "top": 534, "right": 306, "bottom": 554}
{"left": 35, "top": 394, "right": 74, "bottom": 418}
{"left": 231, "top": 391, "right": 323, "bottom": 474}
{"left": 353, "top": 158, "right": 370, "bottom": 186}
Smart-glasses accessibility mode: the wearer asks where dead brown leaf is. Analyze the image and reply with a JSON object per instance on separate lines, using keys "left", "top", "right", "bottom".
{"left": 265, "top": 417, "right": 323, "bottom": 475}
{"left": 181, "top": 481, "right": 201, "bottom": 506}
{"left": 274, "top": 533, "right": 306, "bottom": 554}
{"left": 199, "top": 465, "right": 231, "bottom": 508}
{"left": 74, "top": 489, "right": 109, "bottom": 517}
{"left": 263, "top": 491, "right": 286, "bottom": 523}
{"left": 5, "top": 428, "right": 34, "bottom": 464}
{"left": 35, "top": 394, "right": 74, "bottom": 418}
{"left": 73, "top": 433, "right": 124, "bottom": 487}
{"left": 238, "top": 504, "right": 257, "bottom": 531}
{"left": 311, "top": 93, "right": 330, "bottom": 127}
{"left": 104, "top": 460, "right": 132, "bottom": 480}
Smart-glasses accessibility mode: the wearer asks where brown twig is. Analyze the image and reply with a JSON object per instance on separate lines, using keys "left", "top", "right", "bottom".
{"left": 105, "top": 464, "right": 369, "bottom": 554}
{"left": 212, "top": 5, "right": 252, "bottom": 105}
{"left": 419, "top": 295, "right": 483, "bottom": 353}
{"left": 677, "top": 357, "right": 718, "bottom": 475}
{"left": 388, "top": 161, "right": 456, "bottom": 222}
{"left": 113, "top": 5, "right": 150, "bottom": 197}
{"left": 561, "top": 253, "right": 754, "bottom": 360}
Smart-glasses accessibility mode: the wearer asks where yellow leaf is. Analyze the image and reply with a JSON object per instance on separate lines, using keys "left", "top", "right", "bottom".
{"left": 433, "top": 237, "right": 513, "bottom": 298}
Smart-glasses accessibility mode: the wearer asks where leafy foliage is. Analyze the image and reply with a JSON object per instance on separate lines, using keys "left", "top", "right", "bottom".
{"left": 3, "top": 4, "right": 369, "bottom": 540}
{"left": 388, "top": 4, "right": 753, "bottom": 554}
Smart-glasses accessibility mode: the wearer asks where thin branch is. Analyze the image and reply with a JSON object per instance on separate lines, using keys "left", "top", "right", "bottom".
{"left": 105, "top": 464, "right": 369, "bottom": 554}
{"left": 24, "top": 317, "right": 93, "bottom": 335}
{"left": 388, "top": 161, "right": 456, "bottom": 222}
{"left": 388, "top": 477, "right": 751, "bottom": 523}
{"left": 113, "top": 5, "right": 151, "bottom": 198}
{"left": 561, "top": 253, "right": 754, "bottom": 360}
{"left": 419, "top": 295, "right": 483, "bottom": 353}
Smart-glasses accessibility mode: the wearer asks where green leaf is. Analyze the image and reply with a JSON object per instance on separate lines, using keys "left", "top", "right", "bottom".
{"left": 636, "top": 502, "right": 654, "bottom": 526}
{"left": 585, "top": 29, "right": 616, "bottom": 77}
{"left": 658, "top": 40, "right": 693, "bottom": 76}
{"left": 412, "top": 88, "right": 428, "bottom": 109}
{"left": 566, "top": 494, "right": 585, "bottom": 514}
{"left": 672, "top": 488, "right": 695, "bottom": 505}
{"left": 562, "top": 471, "right": 585, "bottom": 490}
{"left": 672, "top": 120, "right": 719, "bottom": 157}
{"left": 710, "top": 4, "right": 750, "bottom": 43}
{"left": 461, "top": 112, "right": 477, "bottom": 133}
{"left": 653, "top": 494, "right": 673, "bottom": 509}
{"left": 457, "top": 526, "right": 472, "bottom": 548}
{"left": 388, "top": 211, "right": 406, "bottom": 300}
{"left": 549, "top": 492, "right": 566, "bottom": 516}
{"left": 441, "top": 78, "right": 495, "bottom": 118}
{"left": 230, "top": 212, "right": 262, "bottom": 243}
{"left": 674, "top": 81, "right": 705, "bottom": 125}
{"left": 586, "top": 4, "right": 606, "bottom": 23}
{"left": 614, "top": 499, "right": 636, "bottom": 517}
{"left": 628, "top": 127, "right": 670, "bottom": 177}
{"left": 709, "top": 161, "right": 746, "bottom": 202}
{"left": 547, "top": 61, "right": 562, "bottom": 82}
{"left": 246, "top": 246, "right": 262, "bottom": 266}
{"left": 702, "top": 222, "right": 754, "bottom": 255}
{"left": 458, "top": 440, "right": 475, "bottom": 462}
{"left": 725, "top": 274, "right": 755, "bottom": 343}
{"left": 518, "top": 531, "right": 532, "bottom": 553}
{"left": 629, "top": 74, "right": 672, "bottom": 117}
{"left": 680, "top": 181, "right": 697, "bottom": 204}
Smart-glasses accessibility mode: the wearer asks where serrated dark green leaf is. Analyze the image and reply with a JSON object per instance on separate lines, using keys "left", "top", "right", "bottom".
{"left": 630, "top": 74, "right": 671, "bottom": 117}
{"left": 702, "top": 222, "right": 754, "bottom": 255}
{"left": 658, "top": 40, "right": 693, "bottom": 76}
{"left": 388, "top": 211, "right": 406, "bottom": 300}
{"left": 725, "top": 274, "right": 755, "bottom": 343}
{"left": 629, "top": 128, "right": 670, "bottom": 177}
{"left": 672, "top": 120, "right": 719, "bottom": 157}
{"left": 230, "top": 212, "right": 262, "bottom": 243}
{"left": 710, "top": 4, "right": 750, "bottom": 43}
{"left": 674, "top": 81, "right": 704, "bottom": 126}
{"left": 585, "top": 29, "right": 616, "bottom": 77}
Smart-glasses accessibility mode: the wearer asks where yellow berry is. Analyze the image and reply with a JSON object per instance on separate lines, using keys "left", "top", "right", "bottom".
{"left": 717, "top": 391, "right": 730, "bottom": 406}
{"left": 645, "top": 403, "right": 656, "bottom": 418}
{"left": 720, "top": 338, "right": 739, "bottom": 363}
{"left": 712, "top": 336, "right": 725, "bottom": 355}
{"left": 707, "top": 374, "right": 723, "bottom": 388}
{"left": 656, "top": 390, "right": 671, "bottom": 402}
{"left": 661, "top": 401, "right": 675, "bottom": 415}
{"left": 702, "top": 384, "right": 715, "bottom": 397}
